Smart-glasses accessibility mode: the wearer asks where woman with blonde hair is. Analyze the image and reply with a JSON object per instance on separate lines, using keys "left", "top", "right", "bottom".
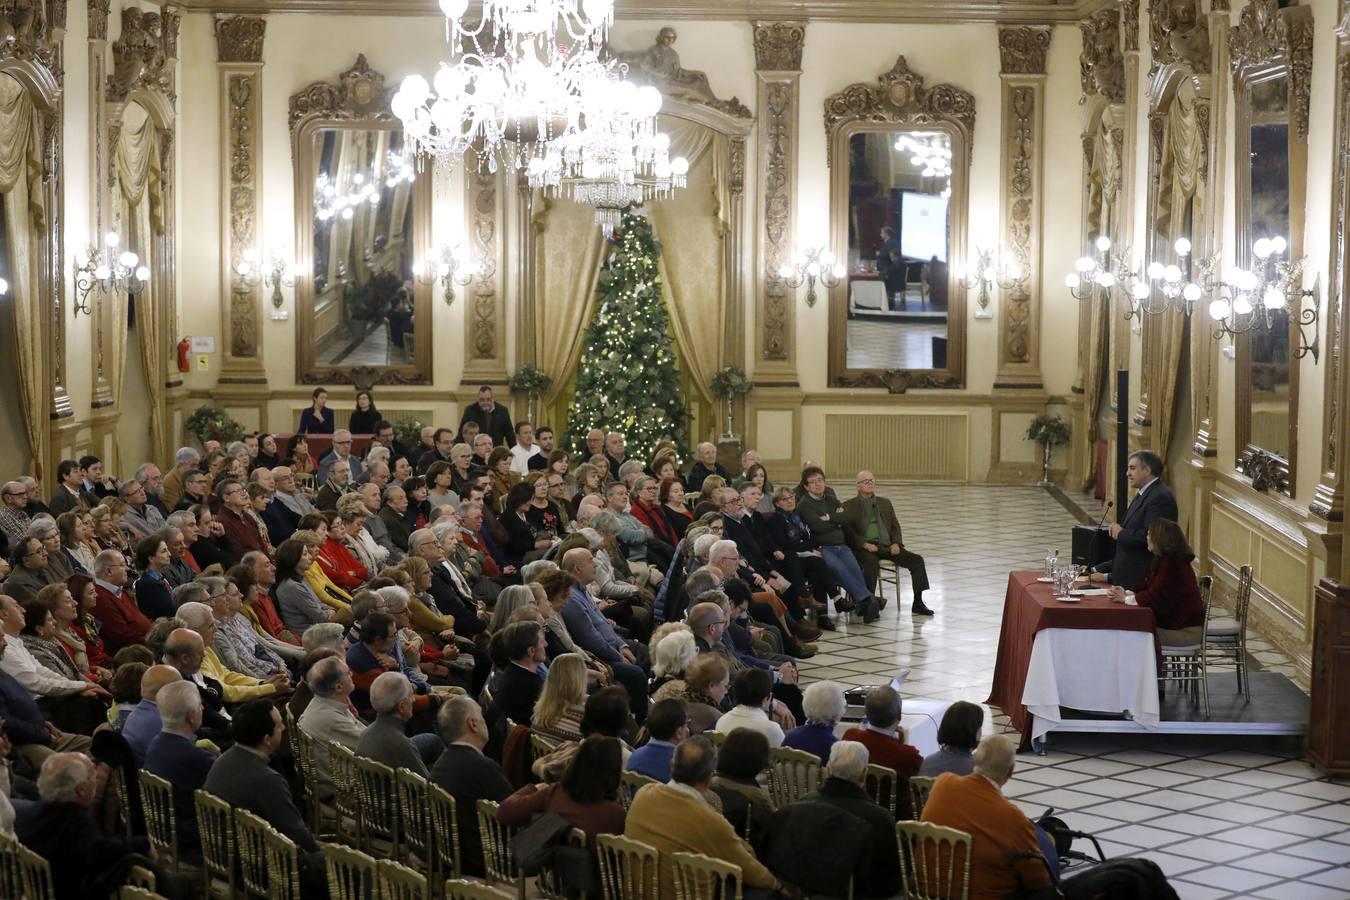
{"left": 532, "top": 652, "right": 589, "bottom": 744}
{"left": 288, "top": 529, "right": 355, "bottom": 625}
{"left": 569, "top": 462, "right": 603, "bottom": 516}
{"left": 396, "top": 555, "right": 459, "bottom": 641}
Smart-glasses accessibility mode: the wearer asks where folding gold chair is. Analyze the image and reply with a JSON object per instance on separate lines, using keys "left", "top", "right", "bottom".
{"left": 535, "top": 826, "right": 586, "bottom": 900}
{"left": 619, "top": 770, "right": 659, "bottom": 810}
{"left": 234, "top": 808, "right": 275, "bottom": 900}
{"left": 864, "top": 764, "right": 898, "bottom": 818}
{"left": 444, "top": 879, "right": 516, "bottom": 900}
{"left": 353, "top": 754, "right": 402, "bottom": 856}
{"left": 908, "top": 776, "right": 937, "bottom": 820}
{"left": 397, "top": 767, "right": 435, "bottom": 879}
{"left": 476, "top": 799, "right": 525, "bottom": 898}
{"left": 378, "top": 858, "right": 431, "bottom": 900}
{"left": 139, "top": 769, "right": 202, "bottom": 880}
{"left": 324, "top": 841, "right": 379, "bottom": 900}
{"left": 895, "top": 821, "right": 972, "bottom": 900}
{"left": 262, "top": 818, "right": 304, "bottom": 900}
{"left": 596, "top": 833, "right": 660, "bottom": 900}
{"left": 194, "top": 788, "right": 237, "bottom": 900}
{"left": 328, "top": 741, "right": 363, "bottom": 846}
{"left": 671, "top": 851, "right": 743, "bottom": 900}
{"left": 10, "top": 831, "right": 57, "bottom": 900}
{"left": 765, "top": 746, "right": 822, "bottom": 809}
{"left": 429, "top": 782, "right": 464, "bottom": 883}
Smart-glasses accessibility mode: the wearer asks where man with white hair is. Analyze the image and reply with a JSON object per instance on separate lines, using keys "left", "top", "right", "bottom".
{"left": 177, "top": 601, "right": 287, "bottom": 703}
{"left": 797, "top": 740, "right": 902, "bottom": 898}
{"left": 91, "top": 549, "right": 153, "bottom": 653}
{"left": 0, "top": 480, "right": 32, "bottom": 550}
{"left": 603, "top": 431, "right": 628, "bottom": 475}
{"left": 144, "top": 680, "right": 216, "bottom": 853}
{"left": 271, "top": 465, "right": 316, "bottom": 521}
{"left": 354, "top": 671, "right": 429, "bottom": 777}
{"left": 135, "top": 462, "right": 169, "bottom": 517}
{"left": 297, "top": 656, "right": 364, "bottom": 795}
{"left": 317, "top": 429, "right": 364, "bottom": 484}
{"left": 688, "top": 441, "right": 730, "bottom": 493}
{"left": 920, "top": 735, "right": 1052, "bottom": 899}
{"left": 160, "top": 446, "right": 201, "bottom": 510}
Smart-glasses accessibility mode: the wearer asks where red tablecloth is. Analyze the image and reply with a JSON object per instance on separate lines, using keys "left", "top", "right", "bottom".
{"left": 987, "top": 571, "right": 1156, "bottom": 747}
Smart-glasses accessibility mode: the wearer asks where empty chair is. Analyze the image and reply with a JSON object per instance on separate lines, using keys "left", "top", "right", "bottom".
{"left": 597, "top": 833, "right": 661, "bottom": 900}
{"left": 895, "top": 821, "right": 972, "bottom": 900}
{"left": 194, "top": 789, "right": 237, "bottom": 900}
{"left": 671, "top": 851, "right": 743, "bottom": 900}
{"left": 863, "top": 764, "right": 897, "bottom": 818}
{"left": 765, "top": 746, "right": 822, "bottom": 809}
{"left": 324, "top": 842, "right": 378, "bottom": 900}
{"left": 908, "top": 775, "right": 937, "bottom": 820}
{"left": 1206, "top": 565, "right": 1253, "bottom": 699}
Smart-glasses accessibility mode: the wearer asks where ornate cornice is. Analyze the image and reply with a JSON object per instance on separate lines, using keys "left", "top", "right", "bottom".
{"left": 1230, "top": 1, "right": 1313, "bottom": 141}
{"left": 108, "top": 8, "right": 171, "bottom": 102}
{"left": 1121, "top": 0, "right": 1139, "bottom": 53}
{"left": 1149, "top": 0, "right": 1210, "bottom": 75}
{"left": 0, "top": 0, "right": 53, "bottom": 65}
{"left": 609, "top": 27, "right": 752, "bottom": 119}
{"left": 823, "top": 55, "right": 976, "bottom": 166}
{"left": 214, "top": 14, "right": 265, "bottom": 63}
{"left": 87, "top": 0, "right": 110, "bottom": 40}
{"left": 999, "top": 25, "right": 1051, "bottom": 75}
{"left": 1080, "top": 8, "right": 1125, "bottom": 103}
{"left": 753, "top": 20, "right": 804, "bottom": 71}
{"left": 288, "top": 53, "right": 391, "bottom": 127}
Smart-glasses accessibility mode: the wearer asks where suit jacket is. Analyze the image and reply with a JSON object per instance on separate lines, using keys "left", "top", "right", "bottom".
{"left": 494, "top": 663, "right": 545, "bottom": 726}
{"left": 380, "top": 506, "right": 414, "bottom": 551}
{"left": 355, "top": 712, "right": 427, "bottom": 777}
{"left": 840, "top": 494, "right": 904, "bottom": 550}
{"left": 721, "top": 513, "right": 774, "bottom": 577}
{"left": 261, "top": 498, "right": 301, "bottom": 546}
{"left": 0, "top": 666, "right": 51, "bottom": 747}
{"left": 429, "top": 744, "right": 513, "bottom": 877}
{"left": 317, "top": 452, "right": 364, "bottom": 485}
{"left": 687, "top": 462, "right": 730, "bottom": 494}
{"left": 1098, "top": 480, "right": 1179, "bottom": 590}
{"left": 205, "top": 745, "right": 318, "bottom": 851}
{"left": 144, "top": 731, "right": 215, "bottom": 848}
{"left": 429, "top": 563, "right": 484, "bottom": 636}
{"left": 2, "top": 565, "right": 52, "bottom": 603}
{"left": 458, "top": 403, "right": 514, "bottom": 447}
{"left": 785, "top": 784, "right": 899, "bottom": 898}
{"left": 16, "top": 801, "right": 149, "bottom": 900}
{"left": 48, "top": 485, "right": 94, "bottom": 517}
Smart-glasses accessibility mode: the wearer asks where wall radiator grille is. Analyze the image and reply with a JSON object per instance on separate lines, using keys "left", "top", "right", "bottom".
{"left": 825, "top": 414, "right": 968, "bottom": 481}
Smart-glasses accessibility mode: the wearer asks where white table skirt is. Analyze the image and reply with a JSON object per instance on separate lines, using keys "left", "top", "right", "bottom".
{"left": 1022, "top": 627, "right": 1159, "bottom": 741}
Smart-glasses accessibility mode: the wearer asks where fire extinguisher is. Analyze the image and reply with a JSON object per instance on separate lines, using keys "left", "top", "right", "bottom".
{"left": 177, "top": 338, "right": 191, "bottom": 373}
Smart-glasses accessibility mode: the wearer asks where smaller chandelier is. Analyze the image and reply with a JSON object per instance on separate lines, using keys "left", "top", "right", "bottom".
{"left": 235, "top": 247, "right": 301, "bottom": 309}
{"left": 315, "top": 151, "right": 416, "bottom": 223}
{"left": 73, "top": 232, "right": 149, "bottom": 316}
{"left": 1205, "top": 237, "right": 1319, "bottom": 361}
{"left": 960, "top": 247, "right": 1020, "bottom": 317}
{"left": 413, "top": 244, "right": 487, "bottom": 305}
{"left": 779, "top": 246, "right": 845, "bottom": 308}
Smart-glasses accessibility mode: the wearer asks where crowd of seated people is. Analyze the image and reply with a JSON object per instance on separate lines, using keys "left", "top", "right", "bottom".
{"left": 0, "top": 384, "right": 1108, "bottom": 900}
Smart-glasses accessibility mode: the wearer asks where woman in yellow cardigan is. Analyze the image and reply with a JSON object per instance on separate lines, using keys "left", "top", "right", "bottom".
{"left": 178, "top": 600, "right": 288, "bottom": 702}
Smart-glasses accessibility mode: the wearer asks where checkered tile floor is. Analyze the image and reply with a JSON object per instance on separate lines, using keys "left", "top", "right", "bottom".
{"left": 798, "top": 484, "right": 1339, "bottom": 900}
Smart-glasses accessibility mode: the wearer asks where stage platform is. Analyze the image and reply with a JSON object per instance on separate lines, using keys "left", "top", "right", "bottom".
{"left": 1035, "top": 672, "right": 1306, "bottom": 751}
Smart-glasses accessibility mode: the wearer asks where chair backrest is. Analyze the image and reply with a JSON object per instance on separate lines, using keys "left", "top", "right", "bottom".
{"left": 529, "top": 732, "right": 559, "bottom": 763}
{"left": 233, "top": 808, "right": 274, "bottom": 899}
{"left": 7, "top": 832, "right": 56, "bottom": 900}
{"left": 703, "top": 730, "right": 726, "bottom": 747}
{"left": 0, "top": 832, "right": 26, "bottom": 900}
{"left": 908, "top": 776, "right": 937, "bottom": 820}
{"left": 379, "top": 858, "right": 431, "bottom": 900}
{"left": 290, "top": 715, "right": 321, "bottom": 825}
{"left": 138, "top": 770, "right": 181, "bottom": 869}
{"left": 444, "top": 878, "right": 517, "bottom": 900}
{"left": 119, "top": 887, "right": 169, "bottom": 900}
{"left": 766, "top": 746, "right": 822, "bottom": 809}
{"left": 475, "top": 799, "right": 520, "bottom": 885}
{"left": 194, "top": 789, "right": 237, "bottom": 899}
{"left": 1234, "top": 565, "right": 1253, "bottom": 627}
{"left": 671, "top": 851, "right": 743, "bottom": 900}
{"left": 1197, "top": 574, "right": 1214, "bottom": 634}
{"left": 354, "top": 754, "right": 401, "bottom": 855}
{"left": 619, "top": 770, "right": 659, "bottom": 810}
{"left": 535, "top": 826, "right": 587, "bottom": 900}
{"left": 397, "top": 767, "right": 434, "bottom": 874}
{"left": 895, "top": 821, "right": 972, "bottom": 900}
{"left": 328, "top": 741, "right": 362, "bottom": 844}
{"left": 323, "top": 841, "right": 379, "bottom": 900}
{"left": 111, "top": 766, "right": 137, "bottom": 839}
{"left": 262, "top": 819, "right": 304, "bottom": 900}
{"left": 863, "top": 764, "right": 898, "bottom": 818}
{"left": 596, "top": 833, "right": 660, "bottom": 900}
{"left": 428, "top": 782, "right": 464, "bottom": 881}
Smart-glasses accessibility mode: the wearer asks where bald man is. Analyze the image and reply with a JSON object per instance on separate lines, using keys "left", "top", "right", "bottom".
{"left": 841, "top": 471, "right": 932, "bottom": 616}
{"left": 122, "top": 664, "right": 183, "bottom": 763}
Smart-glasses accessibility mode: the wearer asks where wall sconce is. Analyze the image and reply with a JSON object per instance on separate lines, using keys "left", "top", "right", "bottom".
{"left": 72, "top": 232, "right": 149, "bottom": 316}
{"left": 234, "top": 247, "right": 301, "bottom": 309}
{"left": 778, "top": 246, "right": 844, "bottom": 308}
{"left": 1205, "top": 237, "right": 1319, "bottom": 362}
{"left": 412, "top": 244, "right": 484, "bottom": 306}
{"left": 0, "top": 277, "right": 7, "bottom": 295}
{"left": 959, "top": 247, "right": 1019, "bottom": 319}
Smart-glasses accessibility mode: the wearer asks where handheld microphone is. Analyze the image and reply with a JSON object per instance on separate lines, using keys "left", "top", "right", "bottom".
{"left": 1095, "top": 500, "right": 1114, "bottom": 529}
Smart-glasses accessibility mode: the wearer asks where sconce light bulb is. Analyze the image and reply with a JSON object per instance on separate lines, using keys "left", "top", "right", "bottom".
{"left": 806, "top": 261, "right": 821, "bottom": 277}
{"left": 94, "top": 265, "right": 111, "bottom": 280}
{"left": 1132, "top": 283, "right": 1151, "bottom": 301}
{"left": 1253, "top": 238, "right": 1272, "bottom": 260}
{"left": 832, "top": 264, "right": 846, "bottom": 279}
{"left": 1263, "top": 286, "right": 1287, "bottom": 310}
{"left": 1182, "top": 283, "right": 1203, "bottom": 303}
{"left": 1209, "top": 299, "right": 1232, "bottom": 321}
{"left": 135, "top": 266, "right": 150, "bottom": 282}
{"left": 1065, "top": 273, "right": 1081, "bottom": 290}
{"left": 236, "top": 260, "right": 252, "bottom": 276}
{"left": 1095, "top": 236, "right": 1112, "bottom": 253}
{"left": 1174, "top": 238, "right": 1192, "bottom": 256}
{"left": 982, "top": 266, "right": 997, "bottom": 282}
{"left": 104, "top": 232, "right": 120, "bottom": 248}
{"left": 779, "top": 265, "right": 795, "bottom": 280}
{"left": 1005, "top": 264, "right": 1021, "bottom": 281}
{"left": 1095, "top": 272, "right": 1116, "bottom": 288}
{"left": 1233, "top": 296, "right": 1254, "bottom": 316}
{"left": 1163, "top": 265, "right": 1182, "bottom": 283}
{"left": 342, "top": 208, "right": 354, "bottom": 221}
{"left": 1075, "top": 257, "right": 1095, "bottom": 274}
{"left": 1271, "top": 236, "right": 1287, "bottom": 255}
{"left": 1147, "top": 262, "right": 1165, "bottom": 280}
{"left": 0, "top": 278, "right": 7, "bottom": 295}
{"left": 118, "top": 252, "right": 138, "bottom": 269}
{"left": 412, "top": 261, "right": 425, "bottom": 277}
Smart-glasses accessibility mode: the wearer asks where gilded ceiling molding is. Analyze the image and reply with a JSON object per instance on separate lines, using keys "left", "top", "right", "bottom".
{"left": 87, "top": 0, "right": 109, "bottom": 40}
{"left": 214, "top": 13, "right": 263, "bottom": 62}
{"left": 999, "top": 25, "right": 1051, "bottom": 75}
{"left": 1230, "top": 0, "right": 1313, "bottom": 141}
{"left": 754, "top": 20, "right": 804, "bottom": 372}
{"left": 1081, "top": 8, "right": 1125, "bottom": 103}
{"left": 108, "top": 8, "right": 171, "bottom": 102}
{"left": 288, "top": 53, "right": 392, "bottom": 127}
{"left": 610, "top": 28, "right": 753, "bottom": 120}
{"left": 1149, "top": 0, "right": 1210, "bottom": 76}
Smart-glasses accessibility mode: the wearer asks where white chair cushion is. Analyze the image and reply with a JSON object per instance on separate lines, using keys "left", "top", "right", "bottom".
{"left": 1207, "top": 616, "right": 1241, "bottom": 636}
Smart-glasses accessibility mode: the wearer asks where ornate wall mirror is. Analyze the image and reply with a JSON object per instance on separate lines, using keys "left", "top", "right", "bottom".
{"left": 291, "top": 56, "right": 432, "bottom": 386}
{"left": 1230, "top": 0, "right": 1312, "bottom": 493}
{"left": 825, "top": 56, "right": 973, "bottom": 389}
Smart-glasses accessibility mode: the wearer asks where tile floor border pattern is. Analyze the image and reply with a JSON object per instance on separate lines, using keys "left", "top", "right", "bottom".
{"left": 791, "top": 483, "right": 1335, "bottom": 900}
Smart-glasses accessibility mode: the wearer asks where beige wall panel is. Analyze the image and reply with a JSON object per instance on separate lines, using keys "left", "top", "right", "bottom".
{"left": 824, "top": 413, "right": 969, "bottom": 481}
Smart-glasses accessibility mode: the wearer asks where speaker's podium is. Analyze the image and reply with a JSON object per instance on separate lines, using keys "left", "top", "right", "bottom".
{"left": 1072, "top": 525, "right": 1115, "bottom": 568}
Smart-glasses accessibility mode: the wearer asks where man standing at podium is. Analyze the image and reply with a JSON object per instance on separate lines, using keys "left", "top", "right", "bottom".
{"left": 1087, "top": 450, "right": 1177, "bottom": 590}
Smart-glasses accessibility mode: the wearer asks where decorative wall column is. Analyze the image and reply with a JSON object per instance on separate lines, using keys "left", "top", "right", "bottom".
{"left": 87, "top": 0, "right": 113, "bottom": 409}
{"left": 46, "top": 1, "right": 71, "bottom": 430}
{"left": 214, "top": 16, "right": 267, "bottom": 385}
{"left": 462, "top": 167, "right": 508, "bottom": 385}
{"left": 994, "top": 26, "right": 1050, "bottom": 391}
{"left": 752, "top": 21, "right": 803, "bottom": 383}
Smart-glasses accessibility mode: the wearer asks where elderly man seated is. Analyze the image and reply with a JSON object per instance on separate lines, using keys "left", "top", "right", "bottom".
{"left": 354, "top": 670, "right": 443, "bottom": 775}
{"left": 796, "top": 741, "right": 902, "bottom": 898}
{"left": 143, "top": 680, "right": 217, "bottom": 856}
{"left": 177, "top": 601, "right": 289, "bottom": 704}
{"left": 121, "top": 664, "right": 183, "bottom": 764}
{"left": 920, "top": 735, "right": 1053, "bottom": 900}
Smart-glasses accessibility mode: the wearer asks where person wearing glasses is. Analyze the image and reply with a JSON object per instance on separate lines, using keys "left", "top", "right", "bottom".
{"left": 214, "top": 478, "right": 265, "bottom": 559}
{"left": 2, "top": 538, "right": 54, "bottom": 604}
{"left": 90, "top": 549, "right": 154, "bottom": 653}
{"left": 0, "top": 482, "right": 32, "bottom": 553}
{"left": 841, "top": 470, "right": 933, "bottom": 617}
{"left": 317, "top": 429, "right": 365, "bottom": 484}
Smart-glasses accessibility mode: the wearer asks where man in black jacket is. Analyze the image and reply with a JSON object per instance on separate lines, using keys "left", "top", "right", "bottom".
{"left": 458, "top": 385, "right": 515, "bottom": 447}
{"left": 797, "top": 741, "right": 902, "bottom": 898}
{"left": 429, "top": 696, "right": 512, "bottom": 877}
{"left": 1092, "top": 450, "right": 1179, "bottom": 590}
{"left": 493, "top": 621, "right": 547, "bottom": 725}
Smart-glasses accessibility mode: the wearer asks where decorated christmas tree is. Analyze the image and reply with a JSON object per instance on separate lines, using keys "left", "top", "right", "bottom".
{"left": 567, "top": 213, "right": 688, "bottom": 460}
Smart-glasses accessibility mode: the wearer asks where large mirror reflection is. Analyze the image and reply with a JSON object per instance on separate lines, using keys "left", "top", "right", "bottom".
{"left": 310, "top": 128, "right": 417, "bottom": 367}
{"left": 845, "top": 130, "right": 952, "bottom": 370}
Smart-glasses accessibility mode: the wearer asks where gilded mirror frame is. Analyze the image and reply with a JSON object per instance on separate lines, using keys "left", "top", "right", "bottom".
{"left": 824, "top": 56, "right": 974, "bottom": 390}
{"left": 290, "top": 55, "right": 433, "bottom": 386}
{"left": 1230, "top": 1, "right": 1312, "bottom": 495}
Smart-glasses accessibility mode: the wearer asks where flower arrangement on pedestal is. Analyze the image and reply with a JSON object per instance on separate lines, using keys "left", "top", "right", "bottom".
{"left": 709, "top": 367, "right": 753, "bottom": 439}
{"left": 509, "top": 366, "right": 554, "bottom": 422}
{"left": 186, "top": 406, "right": 244, "bottom": 446}
{"left": 1026, "top": 414, "right": 1071, "bottom": 485}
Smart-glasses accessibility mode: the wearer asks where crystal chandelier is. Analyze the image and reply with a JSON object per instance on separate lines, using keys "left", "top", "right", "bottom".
{"left": 315, "top": 150, "right": 416, "bottom": 223}
{"left": 896, "top": 134, "right": 953, "bottom": 198}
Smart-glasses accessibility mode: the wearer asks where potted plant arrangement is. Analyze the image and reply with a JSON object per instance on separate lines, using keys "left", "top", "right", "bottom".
{"left": 393, "top": 418, "right": 425, "bottom": 451}
{"left": 185, "top": 406, "right": 244, "bottom": 448}
{"left": 1026, "top": 414, "right": 1071, "bottom": 486}
{"left": 509, "top": 365, "right": 553, "bottom": 422}
{"left": 709, "top": 366, "right": 754, "bottom": 439}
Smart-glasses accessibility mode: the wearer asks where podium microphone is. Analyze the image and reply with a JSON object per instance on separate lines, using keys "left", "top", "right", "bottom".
{"left": 1095, "top": 500, "right": 1114, "bottom": 529}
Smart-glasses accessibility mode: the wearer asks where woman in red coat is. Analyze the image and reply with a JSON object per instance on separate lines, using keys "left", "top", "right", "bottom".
{"left": 1109, "top": 518, "right": 1204, "bottom": 646}
{"left": 316, "top": 512, "right": 368, "bottom": 591}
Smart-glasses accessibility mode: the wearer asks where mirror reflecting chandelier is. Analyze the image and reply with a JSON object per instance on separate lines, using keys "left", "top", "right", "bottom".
{"left": 895, "top": 134, "right": 952, "bottom": 198}
{"left": 315, "top": 151, "right": 416, "bottom": 223}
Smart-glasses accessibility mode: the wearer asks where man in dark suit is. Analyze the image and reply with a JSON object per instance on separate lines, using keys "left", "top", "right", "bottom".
{"left": 797, "top": 741, "right": 902, "bottom": 898}
{"left": 204, "top": 700, "right": 327, "bottom": 899}
{"left": 458, "top": 385, "right": 515, "bottom": 447}
{"left": 429, "top": 696, "right": 513, "bottom": 878}
{"left": 841, "top": 471, "right": 932, "bottom": 616}
{"left": 1092, "top": 450, "right": 1178, "bottom": 590}
{"left": 493, "top": 621, "right": 547, "bottom": 725}
{"left": 143, "top": 681, "right": 216, "bottom": 854}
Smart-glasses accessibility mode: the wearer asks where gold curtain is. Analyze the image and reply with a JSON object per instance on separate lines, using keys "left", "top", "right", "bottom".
{"left": 1150, "top": 92, "right": 1203, "bottom": 465}
{"left": 0, "top": 74, "right": 48, "bottom": 474}
{"left": 1079, "top": 120, "right": 1118, "bottom": 490}
{"left": 113, "top": 102, "right": 167, "bottom": 459}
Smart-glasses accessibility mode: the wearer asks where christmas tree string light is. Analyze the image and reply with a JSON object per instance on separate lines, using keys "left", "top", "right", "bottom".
{"left": 567, "top": 213, "right": 689, "bottom": 460}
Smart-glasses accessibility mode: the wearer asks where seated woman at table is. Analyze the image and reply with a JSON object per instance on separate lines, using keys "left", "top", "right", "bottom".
{"left": 1108, "top": 518, "right": 1204, "bottom": 647}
